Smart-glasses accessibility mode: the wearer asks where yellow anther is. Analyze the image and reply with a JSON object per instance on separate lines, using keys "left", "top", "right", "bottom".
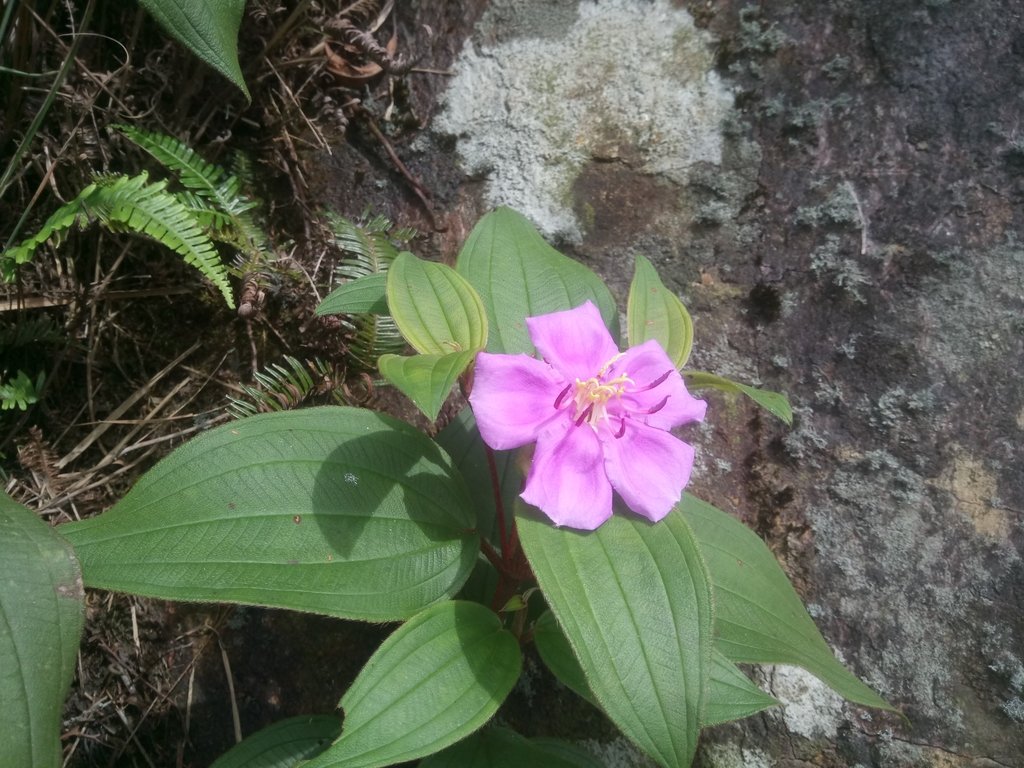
{"left": 569, "top": 355, "right": 634, "bottom": 428}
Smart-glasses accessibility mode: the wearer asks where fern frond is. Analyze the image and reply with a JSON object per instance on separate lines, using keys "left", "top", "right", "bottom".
{"left": 227, "top": 356, "right": 333, "bottom": 419}
{"left": 325, "top": 212, "right": 413, "bottom": 371}
{"left": 176, "top": 190, "right": 234, "bottom": 231}
{"left": 2, "top": 179, "right": 100, "bottom": 278}
{"left": 115, "top": 124, "right": 269, "bottom": 255}
{"left": 347, "top": 314, "right": 405, "bottom": 372}
{"left": 231, "top": 151, "right": 258, "bottom": 191}
{"left": 2, "top": 172, "right": 234, "bottom": 307}
{"left": 327, "top": 211, "right": 413, "bottom": 280}
{"left": 0, "top": 316, "right": 63, "bottom": 349}
{"left": 116, "top": 124, "right": 229, "bottom": 201}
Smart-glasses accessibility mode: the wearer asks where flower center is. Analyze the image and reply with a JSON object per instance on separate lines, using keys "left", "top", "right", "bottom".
{"left": 551, "top": 353, "right": 677, "bottom": 436}
{"left": 558, "top": 354, "right": 633, "bottom": 429}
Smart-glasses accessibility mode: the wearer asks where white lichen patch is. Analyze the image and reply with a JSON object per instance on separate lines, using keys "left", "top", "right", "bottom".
{"left": 436, "top": 0, "right": 733, "bottom": 241}
{"left": 764, "top": 665, "right": 845, "bottom": 740}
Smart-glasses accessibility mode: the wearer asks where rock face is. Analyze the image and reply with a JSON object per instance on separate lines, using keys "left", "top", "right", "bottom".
{"left": 433, "top": 0, "right": 1024, "bottom": 766}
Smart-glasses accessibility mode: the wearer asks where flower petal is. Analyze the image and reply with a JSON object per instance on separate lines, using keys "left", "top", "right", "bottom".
{"left": 610, "top": 340, "right": 707, "bottom": 430}
{"left": 470, "top": 352, "right": 566, "bottom": 450}
{"left": 521, "top": 424, "right": 613, "bottom": 530}
{"left": 526, "top": 301, "right": 619, "bottom": 381}
{"left": 602, "top": 421, "right": 696, "bottom": 522}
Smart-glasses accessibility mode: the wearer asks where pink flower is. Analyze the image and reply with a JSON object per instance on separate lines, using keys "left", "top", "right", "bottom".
{"left": 469, "top": 301, "right": 706, "bottom": 530}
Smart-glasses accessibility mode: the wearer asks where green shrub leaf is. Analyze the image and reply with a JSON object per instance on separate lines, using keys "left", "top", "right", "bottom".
{"left": 680, "top": 494, "right": 894, "bottom": 711}
{"left": 420, "top": 727, "right": 601, "bottom": 768}
{"left": 387, "top": 252, "right": 488, "bottom": 355}
{"left": 455, "top": 207, "right": 619, "bottom": 355}
{"left": 378, "top": 350, "right": 476, "bottom": 421}
{"left": 209, "top": 715, "right": 341, "bottom": 768}
{"left": 136, "top": 0, "right": 250, "bottom": 99}
{"left": 316, "top": 273, "right": 389, "bottom": 316}
{"left": 0, "top": 493, "right": 84, "bottom": 768}
{"left": 534, "top": 609, "right": 777, "bottom": 727}
{"left": 435, "top": 409, "right": 520, "bottom": 545}
{"left": 684, "top": 371, "right": 792, "bottom": 425}
{"left": 60, "top": 407, "right": 478, "bottom": 621}
{"left": 518, "top": 504, "right": 714, "bottom": 768}
{"left": 532, "top": 610, "right": 598, "bottom": 708}
{"left": 303, "top": 601, "right": 521, "bottom": 768}
{"left": 627, "top": 254, "right": 694, "bottom": 368}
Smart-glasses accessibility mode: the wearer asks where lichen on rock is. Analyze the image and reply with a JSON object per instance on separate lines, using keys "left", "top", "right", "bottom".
{"left": 436, "top": 0, "right": 734, "bottom": 242}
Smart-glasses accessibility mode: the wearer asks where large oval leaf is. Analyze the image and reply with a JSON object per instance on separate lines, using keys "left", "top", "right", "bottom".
{"left": 387, "top": 252, "right": 488, "bottom": 355}
{"left": 420, "top": 727, "right": 601, "bottom": 768}
{"left": 303, "top": 601, "right": 521, "bottom": 768}
{"left": 456, "top": 207, "right": 618, "bottom": 355}
{"left": 210, "top": 715, "right": 341, "bottom": 768}
{"left": 517, "top": 504, "right": 714, "bottom": 768}
{"left": 136, "top": 0, "right": 249, "bottom": 99}
{"left": 627, "top": 254, "right": 694, "bottom": 369}
{"left": 60, "top": 407, "right": 478, "bottom": 621}
{"left": 0, "top": 493, "right": 84, "bottom": 768}
{"left": 679, "top": 494, "right": 894, "bottom": 711}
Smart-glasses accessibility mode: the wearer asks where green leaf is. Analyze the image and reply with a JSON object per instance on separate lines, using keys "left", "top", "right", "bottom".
{"left": 627, "top": 254, "right": 694, "bottom": 368}
{"left": 684, "top": 370, "right": 792, "bottom": 425}
{"left": 420, "top": 727, "right": 601, "bottom": 768}
{"left": 679, "top": 494, "right": 894, "bottom": 711}
{"left": 0, "top": 493, "right": 85, "bottom": 768}
{"left": 303, "top": 601, "right": 521, "bottom": 768}
{"left": 210, "top": 715, "right": 341, "bottom": 768}
{"left": 387, "top": 252, "right": 488, "bottom": 355}
{"left": 60, "top": 407, "right": 478, "bottom": 621}
{"left": 316, "top": 273, "right": 389, "bottom": 316}
{"left": 532, "top": 610, "right": 598, "bottom": 708}
{"left": 703, "top": 652, "right": 779, "bottom": 727}
{"left": 517, "top": 504, "right": 714, "bottom": 768}
{"left": 136, "top": 0, "right": 250, "bottom": 99}
{"left": 435, "top": 409, "right": 521, "bottom": 546}
{"left": 534, "top": 609, "right": 777, "bottom": 727}
{"left": 378, "top": 350, "right": 476, "bottom": 421}
{"left": 456, "top": 207, "right": 619, "bottom": 355}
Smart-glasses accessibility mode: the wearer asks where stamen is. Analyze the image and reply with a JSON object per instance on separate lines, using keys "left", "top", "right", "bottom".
{"left": 597, "top": 352, "right": 627, "bottom": 377}
{"left": 613, "top": 417, "right": 627, "bottom": 439}
{"left": 575, "top": 403, "right": 594, "bottom": 426}
{"left": 642, "top": 396, "right": 669, "bottom": 415}
{"left": 553, "top": 383, "right": 573, "bottom": 409}
{"left": 635, "top": 369, "right": 673, "bottom": 392}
